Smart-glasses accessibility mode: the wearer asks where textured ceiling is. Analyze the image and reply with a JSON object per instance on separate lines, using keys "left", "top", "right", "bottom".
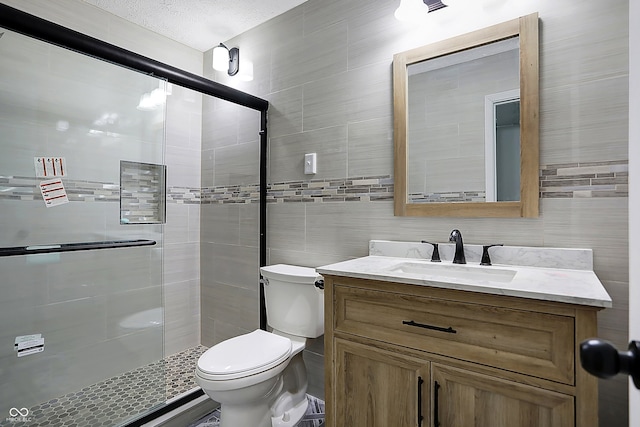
{"left": 81, "top": 0, "right": 308, "bottom": 51}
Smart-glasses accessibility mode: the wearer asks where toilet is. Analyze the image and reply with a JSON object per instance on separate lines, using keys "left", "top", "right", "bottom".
{"left": 195, "top": 264, "right": 324, "bottom": 427}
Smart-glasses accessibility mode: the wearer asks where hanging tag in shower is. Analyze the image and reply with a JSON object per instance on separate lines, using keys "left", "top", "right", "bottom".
{"left": 15, "top": 335, "right": 45, "bottom": 357}
{"left": 14, "top": 334, "right": 41, "bottom": 351}
{"left": 34, "top": 157, "right": 67, "bottom": 178}
{"left": 39, "top": 178, "right": 69, "bottom": 207}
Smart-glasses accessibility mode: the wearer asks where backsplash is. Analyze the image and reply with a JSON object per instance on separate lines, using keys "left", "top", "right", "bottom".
{"left": 369, "top": 240, "right": 594, "bottom": 270}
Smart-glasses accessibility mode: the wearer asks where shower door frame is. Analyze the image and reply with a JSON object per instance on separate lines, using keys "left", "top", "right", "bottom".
{"left": 0, "top": 4, "right": 270, "bottom": 426}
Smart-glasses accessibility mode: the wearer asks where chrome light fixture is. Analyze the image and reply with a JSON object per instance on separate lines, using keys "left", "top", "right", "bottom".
{"left": 212, "top": 43, "right": 239, "bottom": 76}
{"left": 394, "top": 0, "right": 447, "bottom": 21}
{"left": 423, "top": 0, "right": 447, "bottom": 12}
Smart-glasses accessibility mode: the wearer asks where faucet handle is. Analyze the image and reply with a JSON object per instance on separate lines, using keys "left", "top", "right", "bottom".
{"left": 480, "top": 244, "right": 503, "bottom": 266}
{"left": 421, "top": 241, "right": 441, "bottom": 262}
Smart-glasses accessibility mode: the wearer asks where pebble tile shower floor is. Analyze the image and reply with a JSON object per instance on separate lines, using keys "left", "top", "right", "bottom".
{"left": 0, "top": 346, "right": 209, "bottom": 427}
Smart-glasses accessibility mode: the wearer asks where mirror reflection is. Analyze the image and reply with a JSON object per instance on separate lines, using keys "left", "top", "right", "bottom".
{"left": 406, "top": 37, "right": 520, "bottom": 204}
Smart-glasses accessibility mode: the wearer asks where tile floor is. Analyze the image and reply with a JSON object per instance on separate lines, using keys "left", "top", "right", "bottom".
{"left": 1, "top": 345, "right": 325, "bottom": 427}
{"left": 0, "top": 346, "right": 209, "bottom": 427}
{"left": 188, "top": 395, "right": 325, "bottom": 427}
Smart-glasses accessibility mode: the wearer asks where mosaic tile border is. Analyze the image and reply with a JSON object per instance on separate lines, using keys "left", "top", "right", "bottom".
{"left": 201, "top": 184, "right": 259, "bottom": 204}
{"left": 0, "top": 176, "right": 120, "bottom": 202}
{"left": 408, "top": 190, "right": 487, "bottom": 203}
{"left": 0, "top": 345, "right": 208, "bottom": 427}
{"left": 540, "top": 160, "right": 628, "bottom": 198}
{"left": 0, "top": 160, "right": 629, "bottom": 206}
{"left": 168, "top": 187, "right": 202, "bottom": 204}
{"left": 267, "top": 176, "right": 394, "bottom": 203}
{"left": 0, "top": 176, "right": 200, "bottom": 205}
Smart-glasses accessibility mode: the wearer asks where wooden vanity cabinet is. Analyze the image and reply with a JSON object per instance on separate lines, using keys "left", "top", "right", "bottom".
{"left": 324, "top": 276, "right": 601, "bottom": 427}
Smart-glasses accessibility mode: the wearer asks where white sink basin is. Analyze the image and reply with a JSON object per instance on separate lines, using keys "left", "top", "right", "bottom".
{"left": 384, "top": 261, "right": 517, "bottom": 283}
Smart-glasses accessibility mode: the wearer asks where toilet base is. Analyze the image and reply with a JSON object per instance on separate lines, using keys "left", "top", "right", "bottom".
{"left": 271, "top": 397, "right": 309, "bottom": 427}
{"left": 197, "top": 352, "right": 309, "bottom": 427}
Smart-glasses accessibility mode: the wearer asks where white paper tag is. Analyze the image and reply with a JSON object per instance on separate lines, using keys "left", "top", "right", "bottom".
{"left": 17, "top": 338, "right": 44, "bottom": 351}
{"left": 16, "top": 337, "right": 45, "bottom": 357}
{"left": 15, "top": 334, "right": 42, "bottom": 351}
{"left": 18, "top": 346, "right": 45, "bottom": 357}
{"left": 39, "top": 179, "right": 69, "bottom": 207}
{"left": 34, "top": 157, "right": 67, "bottom": 178}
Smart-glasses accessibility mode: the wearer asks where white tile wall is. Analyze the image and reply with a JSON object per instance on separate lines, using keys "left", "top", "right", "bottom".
{"left": 202, "top": 0, "right": 630, "bottom": 417}
{"left": 2, "top": 0, "right": 630, "bottom": 423}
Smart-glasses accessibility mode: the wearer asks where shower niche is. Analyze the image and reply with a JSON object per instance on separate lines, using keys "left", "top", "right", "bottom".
{"left": 120, "top": 160, "right": 167, "bottom": 225}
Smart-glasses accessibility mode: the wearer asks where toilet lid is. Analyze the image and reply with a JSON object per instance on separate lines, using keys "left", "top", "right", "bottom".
{"left": 197, "top": 330, "right": 292, "bottom": 378}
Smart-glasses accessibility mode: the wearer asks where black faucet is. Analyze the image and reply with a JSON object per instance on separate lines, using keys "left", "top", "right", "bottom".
{"left": 480, "top": 244, "right": 503, "bottom": 266}
{"left": 421, "top": 241, "right": 441, "bottom": 262}
{"left": 449, "top": 229, "right": 466, "bottom": 264}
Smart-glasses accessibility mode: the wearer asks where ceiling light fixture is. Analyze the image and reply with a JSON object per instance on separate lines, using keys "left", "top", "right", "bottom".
{"left": 394, "top": 0, "right": 447, "bottom": 21}
{"left": 423, "top": 0, "right": 447, "bottom": 12}
{"left": 212, "top": 43, "right": 239, "bottom": 76}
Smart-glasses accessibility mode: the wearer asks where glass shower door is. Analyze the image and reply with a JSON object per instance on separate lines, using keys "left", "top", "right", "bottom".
{"left": 0, "top": 26, "right": 167, "bottom": 426}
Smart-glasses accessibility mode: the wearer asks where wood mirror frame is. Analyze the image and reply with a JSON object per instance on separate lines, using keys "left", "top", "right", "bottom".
{"left": 393, "top": 13, "right": 539, "bottom": 218}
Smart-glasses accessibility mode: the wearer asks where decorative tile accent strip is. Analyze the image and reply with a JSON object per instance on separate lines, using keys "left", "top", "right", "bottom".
{"left": 408, "top": 191, "right": 486, "bottom": 203}
{"left": 0, "top": 176, "right": 120, "bottom": 202}
{"left": 0, "top": 346, "right": 208, "bottom": 427}
{"left": 0, "top": 176, "right": 200, "bottom": 205}
{"left": 201, "top": 183, "right": 260, "bottom": 204}
{"left": 0, "top": 160, "right": 630, "bottom": 207}
{"left": 267, "top": 175, "right": 394, "bottom": 203}
{"left": 540, "top": 160, "right": 628, "bottom": 198}
{"left": 168, "top": 186, "right": 202, "bottom": 204}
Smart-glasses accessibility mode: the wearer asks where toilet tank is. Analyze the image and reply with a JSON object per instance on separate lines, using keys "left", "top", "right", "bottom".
{"left": 260, "top": 264, "right": 324, "bottom": 338}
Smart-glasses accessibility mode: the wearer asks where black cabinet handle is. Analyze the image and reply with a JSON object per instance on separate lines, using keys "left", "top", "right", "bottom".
{"left": 434, "top": 381, "right": 441, "bottom": 427}
{"left": 403, "top": 320, "right": 457, "bottom": 334}
{"left": 418, "top": 376, "right": 424, "bottom": 426}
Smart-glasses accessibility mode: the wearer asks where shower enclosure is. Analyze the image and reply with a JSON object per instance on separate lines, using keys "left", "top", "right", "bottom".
{"left": 0, "top": 25, "right": 167, "bottom": 426}
{"left": 1, "top": 4, "right": 269, "bottom": 426}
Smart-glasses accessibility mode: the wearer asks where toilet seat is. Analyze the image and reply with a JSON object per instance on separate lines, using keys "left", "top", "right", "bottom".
{"left": 197, "top": 330, "right": 292, "bottom": 381}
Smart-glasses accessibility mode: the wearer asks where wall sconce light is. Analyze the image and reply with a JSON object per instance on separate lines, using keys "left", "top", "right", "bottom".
{"left": 423, "top": 0, "right": 447, "bottom": 12}
{"left": 212, "top": 43, "right": 239, "bottom": 76}
{"left": 394, "top": 0, "right": 447, "bottom": 21}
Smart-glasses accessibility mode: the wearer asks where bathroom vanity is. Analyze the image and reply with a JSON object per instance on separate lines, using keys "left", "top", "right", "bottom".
{"left": 317, "top": 241, "right": 612, "bottom": 427}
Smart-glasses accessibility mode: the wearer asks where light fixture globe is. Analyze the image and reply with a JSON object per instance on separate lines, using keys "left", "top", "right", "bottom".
{"left": 212, "top": 44, "right": 229, "bottom": 71}
{"left": 212, "top": 43, "right": 240, "bottom": 76}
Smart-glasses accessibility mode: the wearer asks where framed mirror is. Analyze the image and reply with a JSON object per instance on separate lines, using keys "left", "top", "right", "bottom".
{"left": 393, "top": 13, "right": 539, "bottom": 217}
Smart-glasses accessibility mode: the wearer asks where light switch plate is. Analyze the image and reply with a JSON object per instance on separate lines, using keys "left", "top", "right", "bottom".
{"left": 304, "top": 153, "right": 317, "bottom": 174}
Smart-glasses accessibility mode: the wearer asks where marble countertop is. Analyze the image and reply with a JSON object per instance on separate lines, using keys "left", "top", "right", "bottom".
{"left": 316, "top": 255, "right": 613, "bottom": 308}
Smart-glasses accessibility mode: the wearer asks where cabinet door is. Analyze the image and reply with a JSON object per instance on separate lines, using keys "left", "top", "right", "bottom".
{"left": 432, "top": 364, "right": 574, "bottom": 427}
{"left": 333, "top": 338, "right": 430, "bottom": 427}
